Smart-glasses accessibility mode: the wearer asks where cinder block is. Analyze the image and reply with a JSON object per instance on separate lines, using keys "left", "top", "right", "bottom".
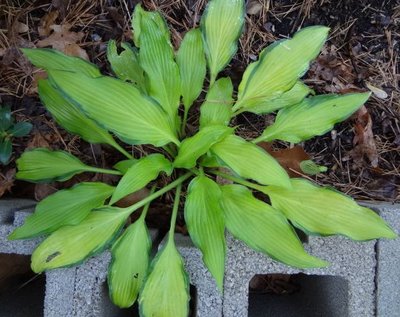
{"left": 1, "top": 201, "right": 399, "bottom": 317}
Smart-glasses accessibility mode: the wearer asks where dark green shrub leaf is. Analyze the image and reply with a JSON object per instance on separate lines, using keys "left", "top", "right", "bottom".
{"left": 108, "top": 219, "right": 151, "bottom": 307}
{"left": 38, "top": 80, "right": 117, "bottom": 146}
{"left": 234, "top": 26, "right": 329, "bottom": 111}
{"left": 0, "top": 138, "right": 12, "bottom": 164}
{"left": 174, "top": 125, "right": 233, "bottom": 169}
{"left": 48, "top": 70, "right": 179, "bottom": 147}
{"left": 110, "top": 154, "right": 172, "bottom": 205}
{"left": 259, "top": 92, "right": 370, "bottom": 143}
{"left": 177, "top": 28, "right": 206, "bottom": 110}
{"left": 201, "top": 0, "right": 245, "bottom": 83}
{"left": 9, "top": 182, "right": 114, "bottom": 240}
{"left": 8, "top": 121, "right": 32, "bottom": 137}
{"left": 139, "top": 238, "right": 189, "bottom": 317}
{"left": 185, "top": 176, "right": 225, "bottom": 290}
{"left": 264, "top": 178, "right": 397, "bottom": 240}
{"left": 31, "top": 206, "right": 130, "bottom": 272}
{"left": 220, "top": 184, "right": 328, "bottom": 268}
{"left": 200, "top": 77, "right": 233, "bottom": 128}
{"left": 0, "top": 106, "right": 13, "bottom": 131}
{"left": 21, "top": 48, "right": 100, "bottom": 77}
{"left": 211, "top": 135, "right": 291, "bottom": 188}
{"left": 16, "top": 148, "right": 98, "bottom": 182}
{"left": 107, "top": 40, "right": 146, "bottom": 91}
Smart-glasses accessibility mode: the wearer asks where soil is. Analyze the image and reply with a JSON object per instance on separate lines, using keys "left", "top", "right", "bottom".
{"left": 0, "top": 0, "right": 399, "bottom": 212}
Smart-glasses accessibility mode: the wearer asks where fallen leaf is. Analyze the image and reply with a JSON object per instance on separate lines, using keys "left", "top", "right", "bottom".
{"left": 115, "top": 187, "right": 150, "bottom": 208}
{"left": 38, "top": 11, "right": 59, "bottom": 37}
{"left": 15, "top": 21, "right": 29, "bottom": 34}
{"left": 247, "top": 0, "right": 263, "bottom": 15}
{"left": 34, "top": 183, "right": 58, "bottom": 201}
{"left": 36, "top": 24, "right": 88, "bottom": 59}
{"left": 0, "top": 169, "right": 15, "bottom": 198}
{"left": 350, "top": 106, "right": 379, "bottom": 168}
{"left": 365, "top": 81, "right": 388, "bottom": 99}
{"left": 26, "top": 131, "right": 50, "bottom": 149}
{"left": 258, "top": 142, "right": 310, "bottom": 177}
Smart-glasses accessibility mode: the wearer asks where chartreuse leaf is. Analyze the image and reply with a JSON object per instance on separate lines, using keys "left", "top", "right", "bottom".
{"left": 264, "top": 178, "right": 397, "bottom": 240}
{"left": 110, "top": 154, "right": 172, "bottom": 205}
{"left": 107, "top": 40, "right": 146, "bottom": 92}
{"left": 108, "top": 218, "right": 151, "bottom": 308}
{"left": 185, "top": 176, "right": 226, "bottom": 291}
{"left": 9, "top": 182, "right": 114, "bottom": 240}
{"left": 139, "top": 238, "right": 189, "bottom": 317}
{"left": 21, "top": 48, "right": 100, "bottom": 77}
{"left": 8, "top": 121, "right": 32, "bottom": 137}
{"left": 249, "top": 81, "right": 311, "bottom": 115}
{"left": 48, "top": 70, "right": 179, "bottom": 147}
{"left": 259, "top": 93, "right": 370, "bottom": 143}
{"left": 220, "top": 185, "right": 328, "bottom": 268}
{"left": 177, "top": 29, "right": 206, "bottom": 110}
{"left": 174, "top": 125, "right": 233, "bottom": 169}
{"left": 185, "top": 176, "right": 225, "bottom": 290}
{"left": 16, "top": 148, "right": 111, "bottom": 183}
{"left": 211, "top": 135, "right": 291, "bottom": 188}
{"left": 0, "top": 138, "right": 12, "bottom": 164}
{"left": 138, "top": 7, "right": 181, "bottom": 121}
{"left": 200, "top": 77, "right": 233, "bottom": 128}
{"left": 234, "top": 26, "right": 329, "bottom": 112}
{"left": 31, "top": 206, "right": 130, "bottom": 272}
{"left": 113, "top": 159, "right": 137, "bottom": 174}
{"left": 38, "top": 80, "right": 117, "bottom": 146}
{"left": 201, "top": 0, "right": 245, "bottom": 83}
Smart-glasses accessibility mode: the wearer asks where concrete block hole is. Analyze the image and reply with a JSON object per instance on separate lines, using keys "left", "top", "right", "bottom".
{"left": 248, "top": 273, "right": 349, "bottom": 317}
{"left": 0, "top": 253, "right": 46, "bottom": 317}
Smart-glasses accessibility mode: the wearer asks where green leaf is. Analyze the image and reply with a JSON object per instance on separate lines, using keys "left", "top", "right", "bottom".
{"left": 138, "top": 8, "right": 181, "bottom": 121}
{"left": 201, "top": 0, "right": 245, "bottom": 83}
{"left": 0, "top": 106, "right": 13, "bottom": 131}
{"left": 9, "top": 182, "right": 114, "bottom": 240}
{"left": 263, "top": 178, "right": 397, "bottom": 240}
{"left": 8, "top": 121, "right": 32, "bottom": 137}
{"left": 259, "top": 93, "right": 371, "bottom": 143}
{"left": 113, "top": 159, "right": 137, "bottom": 174}
{"left": 248, "top": 81, "right": 311, "bottom": 115}
{"left": 110, "top": 154, "right": 172, "bottom": 205}
{"left": 200, "top": 77, "right": 233, "bottom": 128}
{"left": 211, "top": 135, "right": 291, "bottom": 188}
{"left": 0, "top": 138, "right": 12, "bottom": 164}
{"left": 174, "top": 125, "right": 233, "bottom": 169}
{"left": 234, "top": 26, "right": 329, "bottom": 111}
{"left": 220, "top": 184, "right": 328, "bottom": 268}
{"left": 38, "top": 80, "right": 117, "bottom": 146}
{"left": 177, "top": 28, "right": 206, "bottom": 110}
{"left": 21, "top": 48, "right": 100, "bottom": 77}
{"left": 185, "top": 176, "right": 225, "bottom": 290}
{"left": 107, "top": 40, "right": 146, "bottom": 91}
{"left": 299, "top": 160, "right": 327, "bottom": 175}
{"left": 139, "top": 238, "right": 189, "bottom": 317}
{"left": 108, "top": 219, "right": 151, "bottom": 308}
{"left": 16, "top": 148, "right": 97, "bottom": 183}
{"left": 48, "top": 70, "right": 179, "bottom": 147}
{"left": 31, "top": 206, "right": 129, "bottom": 272}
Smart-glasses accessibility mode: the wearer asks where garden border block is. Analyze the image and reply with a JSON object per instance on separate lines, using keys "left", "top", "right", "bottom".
{"left": 0, "top": 201, "right": 399, "bottom": 316}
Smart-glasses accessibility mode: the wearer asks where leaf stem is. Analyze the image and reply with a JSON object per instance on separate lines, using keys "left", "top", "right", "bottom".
{"left": 139, "top": 185, "right": 157, "bottom": 221}
{"left": 110, "top": 141, "right": 133, "bottom": 159}
{"left": 251, "top": 136, "right": 265, "bottom": 144}
{"left": 86, "top": 166, "right": 123, "bottom": 175}
{"left": 209, "top": 170, "right": 266, "bottom": 192}
{"left": 181, "top": 108, "right": 189, "bottom": 137}
{"left": 123, "top": 172, "right": 192, "bottom": 215}
{"left": 168, "top": 183, "right": 182, "bottom": 241}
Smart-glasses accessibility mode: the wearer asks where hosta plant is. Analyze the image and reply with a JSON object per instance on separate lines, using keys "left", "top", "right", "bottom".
{"left": 10, "top": 0, "right": 396, "bottom": 316}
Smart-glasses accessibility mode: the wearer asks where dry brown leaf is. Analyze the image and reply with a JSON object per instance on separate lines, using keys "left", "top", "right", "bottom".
{"left": 258, "top": 142, "right": 310, "bottom": 177}
{"left": 14, "top": 21, "right": 29, "bottom": 34}
{"left": 247, "top": 0, "right": 263, "bottom": 15}
{"left": 38, "top": 11, "right": 59, "bottom": 37}
{"left": 37, "top": 24, "right": 88, "bottom": 59}
{"left": 34, "top": 183, "right": 58, "bottom": 201}
{"left": 0, "top": 169, "right": 16, "bottom": 198}
{"left": 27, "top": 131, "right": 50, "bottom": 149}
{"left": 350, "top": 106, "right": 379, "bottom": 167}
{"left": 115, "top": 188, "right": 150, "bottom": 208}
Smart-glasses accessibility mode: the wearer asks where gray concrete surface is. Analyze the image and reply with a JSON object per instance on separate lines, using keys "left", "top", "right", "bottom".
{"left": 0, "top": 201, "right": 399, "bottom": 316}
